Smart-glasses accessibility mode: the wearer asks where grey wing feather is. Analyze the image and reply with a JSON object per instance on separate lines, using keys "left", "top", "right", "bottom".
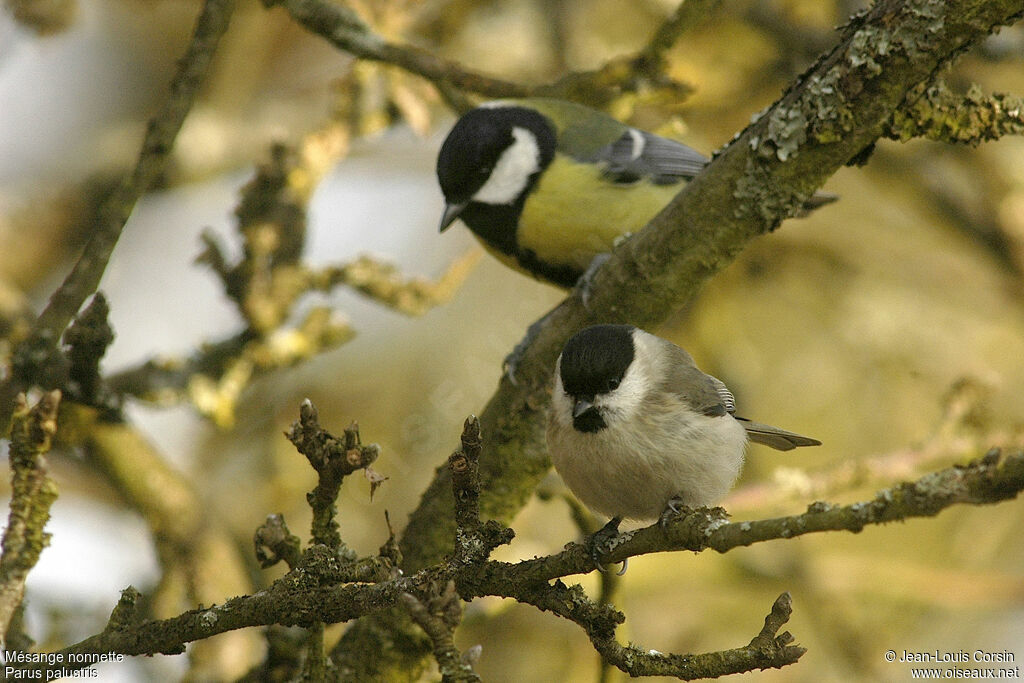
{"left": 598, "top": 127, "right": 837, "bottom": 209}
{"left": 706, "top": 374, "right": 737, "bottom": 414}
{"left": 596, "top": 129, "right": 707, "bottom": 185}
{"left": 659, "top": 344, "right": 732, "bottom": 417}
{"left": 736, "top": 417, "right": 822, "bottom": 451}
{"left": 658, "top": 341, "right": 821, "bottom": 450}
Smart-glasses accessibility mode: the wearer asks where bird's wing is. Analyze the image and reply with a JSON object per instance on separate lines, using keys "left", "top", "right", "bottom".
{"left": 520, "top": 98, "right": 707, "bottom": 184}
{"left": 734, "top": 418, "right": 822, "bottom": 451}
{"left": 593, "top": 128, "right": 708, "bottom": 185}
{"left": 658, "top": 344, "right": 733, "bottom": 417}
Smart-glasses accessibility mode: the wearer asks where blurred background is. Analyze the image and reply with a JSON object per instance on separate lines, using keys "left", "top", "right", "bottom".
{"left": 1, "top": 0, "right": 1023, "bottom": 680}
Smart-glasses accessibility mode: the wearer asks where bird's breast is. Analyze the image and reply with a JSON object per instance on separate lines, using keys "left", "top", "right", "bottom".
{"left": 517, "top": 156, "right": 681, "bottom": 273}
{"left": 547, "top": 410, "right": 748, "bottom": 521}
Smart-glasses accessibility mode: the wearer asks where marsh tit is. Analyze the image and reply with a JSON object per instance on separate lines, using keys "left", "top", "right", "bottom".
{"left": 547, "top": 324, "right": 821, "bottom": 524}
{"left": 436, "top": 98, "right": 836, "bottom": 289}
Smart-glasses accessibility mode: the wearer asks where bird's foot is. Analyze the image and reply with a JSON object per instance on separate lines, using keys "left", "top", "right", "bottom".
{"left": 576, "top": 253, "right": 611, "bottom": 308}
{"left": 503, "top": 305, "right": 559, "bottom": 384}
{"left": 587, "top": 516, "right": 628, "bottom": 575}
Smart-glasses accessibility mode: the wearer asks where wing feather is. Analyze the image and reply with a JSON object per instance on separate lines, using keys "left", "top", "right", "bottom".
{"left": 596, "top": 129, "right": 707, "bottom": 185}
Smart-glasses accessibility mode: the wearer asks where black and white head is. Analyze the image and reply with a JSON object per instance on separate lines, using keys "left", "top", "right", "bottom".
{"left": 436, "top": 103, "right": 557, "bottom": 230}
{"left": 552, "top": 324, "right": 656, "bottom": 434}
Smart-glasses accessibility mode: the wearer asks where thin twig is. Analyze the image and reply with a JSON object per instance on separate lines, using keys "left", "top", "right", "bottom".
{"left": 475, "top": 449, "right": 1024, "bottom": 583}
{"left": 285, "top": 400, "right": 381, "bottom": 551}
{"left": 0, "top": 391, "right": 61, "bottom": 643}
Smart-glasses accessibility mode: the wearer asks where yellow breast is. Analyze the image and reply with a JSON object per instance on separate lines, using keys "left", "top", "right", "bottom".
{"left": 517, "top": 155, "right": 683, "bottom": 273}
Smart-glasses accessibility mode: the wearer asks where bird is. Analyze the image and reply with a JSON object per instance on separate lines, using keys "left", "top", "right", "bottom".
{"left": 547, "top": 324, "right": 821, "bottom": 529}
{"left": 436, "top": 98, "right": 836, "bottom": 289}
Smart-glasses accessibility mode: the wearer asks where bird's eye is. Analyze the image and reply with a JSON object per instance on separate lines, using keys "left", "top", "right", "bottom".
{"left": 606, "top": 378, "right": 620, "bottom": 392}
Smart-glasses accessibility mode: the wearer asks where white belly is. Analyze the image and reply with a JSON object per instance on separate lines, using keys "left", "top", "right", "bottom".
{"left": 547, "top": 410, "right": 748, "bottom": 521}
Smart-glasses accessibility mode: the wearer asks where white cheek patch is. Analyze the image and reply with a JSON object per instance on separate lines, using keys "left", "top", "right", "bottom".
{"left": 594, "top": 348, "right": 651, "bottom": 423}
{"left": 550, "top": 368, "right": 575, "bottom": 427}
{"left": 472, "top": 127, "right": 541, "bottom": 205}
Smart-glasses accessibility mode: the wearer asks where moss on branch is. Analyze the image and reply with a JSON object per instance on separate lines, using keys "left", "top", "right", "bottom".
{"left": 0, "top": 391, "right": 61, "bottom": 642}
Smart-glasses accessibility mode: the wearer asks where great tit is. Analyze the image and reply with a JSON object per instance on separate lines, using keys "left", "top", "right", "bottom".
{"left": 437, "top": 98, "right": 836, "bottom": 288}
{"left": 547, "top": 324, "right": 820, "bottom": 524}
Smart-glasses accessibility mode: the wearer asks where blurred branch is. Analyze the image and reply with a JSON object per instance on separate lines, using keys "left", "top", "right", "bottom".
{"left": 263, "top": 0, "right": 531, "bottom": 100}
{"left": 640, "top": 0, "right": 722, "bottom": 68}
{"left": 65, "top": 404, "right": 261, "bottom": 678}
{"left": 887, "top": 80, "right": 1024, "bottom": 144}
{"left": 308, "top": 250, "right": 481, "bottom": 317}
{"left": 0, "top": 0, "right": 237, "bottom": 434}
{"left": 728, "top": 377, "right": 1007, "bottom": 511}
{"left": 96, "top": 128, "right": 474, "bottom": 427}
{"left": 5, "top": 0, "right": 76, "bottom": 35}
{"left": 264, "top": 0, "right": 698, "bottom": 109}
{"left": 104, "top": 250, "right": 476, "bottom": 425}
{"left": 0, "top": 391, "right": 60, "bottom": 643}
{"left": 743, "top": 1, "right": 838, "bottom": 75}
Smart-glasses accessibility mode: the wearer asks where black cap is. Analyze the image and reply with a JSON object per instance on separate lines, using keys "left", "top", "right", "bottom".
{"left": 559, "top": 325, "right": 636, "bottom": 399}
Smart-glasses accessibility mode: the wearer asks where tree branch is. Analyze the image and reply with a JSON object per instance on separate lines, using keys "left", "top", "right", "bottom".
{"left": 285, "top": 400, "right": 380, "bottom": 552}
{"left": 11, "top": 445, "right": 1022, "bottom": 678}
{"left": 518, "top": 585, "right": 802, "bottom": 679}
{"left": 887, "top": 80, "right": 1024, "bottom": 144}
{"left": 0, "top": 0, "right": 237, "bottom": 433}
{"left": 462, "top": 449, "right": 1024, "bottom": 583}
{"left": 264, "top": 0, "right": 699, "bottom": 108}
{"left": 263, "top": 0, "right": 531, "bottom": 99}
{"left": 401, "top": 581, "right": 481, "bottom": 683}
{"left": 103, "top": 251, "right": 477, "bottom": 424}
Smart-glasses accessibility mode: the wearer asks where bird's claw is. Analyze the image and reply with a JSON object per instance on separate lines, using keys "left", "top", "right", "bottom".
{"left": 587, "top": 517, "right": 627, "bottom": 574}
{"left": 659, "top": 497, "right": 693, "bottom": 531}
{"left": 503, "top": 306, "right": 559, "bottom": 384}
{"left": 577, "top": 253, "right": 612, "bottom": 308}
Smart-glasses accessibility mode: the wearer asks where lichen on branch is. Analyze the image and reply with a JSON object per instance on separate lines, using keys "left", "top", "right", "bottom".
{"left": 0, "top": 391, "right": 61, "bottom": 642}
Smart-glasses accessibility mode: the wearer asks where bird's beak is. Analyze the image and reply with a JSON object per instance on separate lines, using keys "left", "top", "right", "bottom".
{"left": 439, "top": 202, "right": 467, "bottom": 232}
{"left": 572, "top": 397, "right": 595, "bottom": 419}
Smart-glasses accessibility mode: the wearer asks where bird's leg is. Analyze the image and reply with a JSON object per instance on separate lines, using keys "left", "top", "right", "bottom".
{"left": 503, "top": 303, "right": 559, "bottom": 383}
{"left": 587, "top": 516, "right": 628, "bottom": 575}
{"left": 577, "top": 253, "right": 611, "bottom": 308}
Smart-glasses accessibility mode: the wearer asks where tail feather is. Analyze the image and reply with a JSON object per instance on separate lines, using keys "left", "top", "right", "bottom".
{"left": 798, "top": 191, "right": 839, "bottom": 216}
{"left": 736, "top": 417, "right": 821, "bottom": 451}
